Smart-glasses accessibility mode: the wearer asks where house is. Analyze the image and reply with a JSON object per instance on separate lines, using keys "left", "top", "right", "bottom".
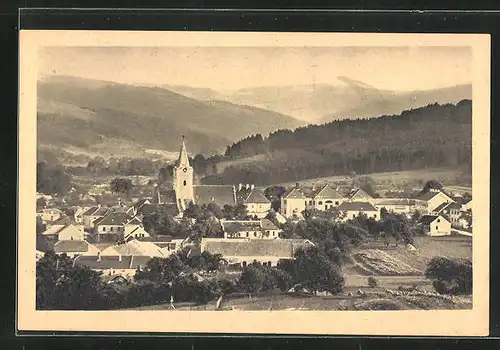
{"left": 462, "top": 198, "right": 472, "bottom": 212}
{"left": 41, "top": 223, "right": 85, "bottom": 242}
{"left": 436, "top": 202, "right": 463, "bottom": 226}
{"left": 345, "top": 188, "right": 374, "bottom": 203}
{"left": 374, "top": 198, "right": 416, "bottom": 214}
{"left": 221, "top": 218, "right": 282, "bottom": 239}
{"left": 93, "top": 212, "right": 133, "bottom": 243}
{"left": 243, "top": 188, "right": 272, "bottom": 219}
{"left": 280, "top": 186, "right": 308, "bottom": 218}
{"left": 131, "top": 235, "right": 184, "bottom": 251}
{"left": 417, "top": 215, "right": 452, "bottom": 236}
{"left": 414, "top": 189, "right": 455, "bottom": 214}
{"left": 337, "top": 201, "right": 380, "bottom": 221}
{"left": 36, "top": 208, "right": 64, "bottom": 224}
{"left": 82, "top": 206, "right": 110, "bottom": 230}
{"left": 99, "top": 239, "right": 170, "bottom": 258}
{"left": 131, "top": 199, "right": 152, "bottom": 216}
{"left": 73, "top": 255, "right": 151, "bottom": 278}
{"left": 74, "top": 206, "right": 92, "bottom": 223}
{"left": 154, "top": 138, "right": 237, "bottom": 214}
{"left": 53, "top": 240, "right": 101, "bottom": 257}
{"left": 201, "top": 238, "right": 315, "bottom": 267}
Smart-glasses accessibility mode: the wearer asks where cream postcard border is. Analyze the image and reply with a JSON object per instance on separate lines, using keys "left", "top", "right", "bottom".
{"left": 18, "top": 30, "right": 491, "bottom": 336}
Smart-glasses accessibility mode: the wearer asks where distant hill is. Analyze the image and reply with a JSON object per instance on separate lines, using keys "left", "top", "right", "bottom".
{"left": 199, "top": 100, "right": 472, "bottom": 186}
{"left": 216, "top": 79, "right": 472, "bottom": 124}
{"left": 37, "top": 76, "right": 303, "bottom": 163}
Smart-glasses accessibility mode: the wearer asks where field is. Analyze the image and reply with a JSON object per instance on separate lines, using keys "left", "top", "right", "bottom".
{"left": 276, "top": 167, "right": 470, "bottom": 191}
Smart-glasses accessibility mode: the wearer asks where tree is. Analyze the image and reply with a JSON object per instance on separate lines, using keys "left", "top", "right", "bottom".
{"left": 279, "top": 246, "right": 345, "bottom": 295}
{"left": 264, "top": 186, "right": 287, "bottom": 212}
{"left": 238, "top": 263, "right": 293, "bottom": 294}
{"left": 421, "top": 180, "right": 443, "bottom": 194}
{"left": 425, "top": 257, "right": 472, "bottom": 295}
{"left": 37, "top": 162, "right": 72, "bottom": 196}
{"left": 367, "top": 276, "right": 378, "bottom": 288}
{"left": 36, "top": 253, "right": 108, "bottom": 310}
{"left": 110, "top": 177, "right": 133, "bottom": 195}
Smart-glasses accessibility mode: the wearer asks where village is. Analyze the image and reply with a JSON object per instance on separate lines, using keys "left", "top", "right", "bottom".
{"left": 35, "top": 138, "right": 473, "bottom": 310}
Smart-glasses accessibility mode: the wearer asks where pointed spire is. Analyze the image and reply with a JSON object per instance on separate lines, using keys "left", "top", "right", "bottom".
{"left": 177, "top": 135, "right": 190, "bottom": 167}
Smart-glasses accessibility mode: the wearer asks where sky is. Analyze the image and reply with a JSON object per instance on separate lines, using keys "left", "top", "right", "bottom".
{"left": 38, "top": 46, "right": 472, "bottom": 92}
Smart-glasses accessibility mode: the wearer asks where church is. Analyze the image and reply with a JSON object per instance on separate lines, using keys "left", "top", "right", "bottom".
{"left": 153, "top": 138, "right": 237, "bottom": 215}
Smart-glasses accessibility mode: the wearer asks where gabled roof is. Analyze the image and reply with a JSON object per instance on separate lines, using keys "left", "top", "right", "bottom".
{"left": 133, "top": 198, "right": 151, "bottom": 210}
{"left": 338, "top": 201, "right": 378, "bottom": 212}
{"left": 313, "top": 184, "right": 343, "bottom": 200}
{"left": 432, "top": 202, "right": 453, "bottom": 214}
{"left": 283, "top": 187, "right": 307, "bottom": 199}
{"left": 101, "top": 240, "right": 166, "bottom": 257}
{"left": 126, "top": 217, "right": 142, "bottom": 226}
{"left": 94, "top": 212, "right": 132, "bottom": 226}
{"left": 54, "top": 240, "right": 90, "bottom": 253}
{"left": 93, "top": 207, "right": 111, "bottom": 216}
{"left": 418, "top": 214, "right": 450, "bottom": 225}
{"left": 374, "top": 198, "right": 415, "bottom": 206}
{"left": 416, "top": 190, "right": 454, "bottom": 202}
{"left": 41, "top": 224, "right": 66, "bottom": 236}
{"left": 202, "top": 238, "right": 313, "bottom": 258}
{"left": 74, "top": 255, "right": 134, "bottom": 270}
{"left": 221, "top": 220, "right": 261, "bottom": 234}
{"left": 81, "top": 206, "right": 99, "bottom": 216}
{"left": 193, "top": 185, "right": 236, "bottom": 206}
{"left": 260, "top": 218, "right": 280, "bottom": 231}
{"left": 244, "top": 189, "right": 271, "bottom": 204}
{"left": 346, "top": 188, "right": 372, "bottom": 200}
{"left": 447, "top": 202, "right": 463, "bottom": 210}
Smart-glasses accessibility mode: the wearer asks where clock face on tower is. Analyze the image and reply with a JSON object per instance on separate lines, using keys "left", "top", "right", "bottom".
{"left": 183, "top": 167, "right": 188, "bottom": 172}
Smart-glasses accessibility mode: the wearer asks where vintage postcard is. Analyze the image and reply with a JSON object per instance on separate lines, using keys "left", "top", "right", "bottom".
{"left": 18, "top": 30, "right": 490, "bottom": 335}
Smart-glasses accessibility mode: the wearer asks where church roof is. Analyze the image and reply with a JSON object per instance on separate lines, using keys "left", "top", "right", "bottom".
{"left": 193, "top": 185, "right": 236, "bottom": 207}
{"left": 176, "top": 139, "right": 191, "bottom": 168}
{"left": 244, "top": 189, "right": 271, "bottom": 204}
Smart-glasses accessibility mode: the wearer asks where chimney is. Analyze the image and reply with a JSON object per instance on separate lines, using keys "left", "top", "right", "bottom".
{"left": 251, "top": 184, "right": 255, "bottom": 190}
{"left": 246, "top": 184, "right": 250, "bottom": 190}
{"left": 238, "top": 183, "right": 242, "bottom": 191}
{"left": 118, "top": 255, "right": 122, "bottom": 262}
{"left": 295, "top": 182, "right": 300, "bottom": 189}
{"left": 312, "top": 182, "right": 316, "bottom": 191}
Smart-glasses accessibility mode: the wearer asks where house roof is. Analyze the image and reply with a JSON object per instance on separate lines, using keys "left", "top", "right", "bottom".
{"left": 193, "top": 185, "right": 236, "bottom": 206}
{"left": 81, "top": 206, "right": 100, "bottom": 216}
{"left": 244, "top": 189, "right": 271, "bottom": 204}
{"left": 94, "top": 212, "right": 132, "bottom": 226}
{"left": 130, "top": 255, "right": 152, "bottom": 269}
{"left": 126, "top": 217, "right": 142, "bottom": 225}
{"left": 418, "top": 215, "right": 450, "bottom": 226}
{"left": 261, "top": 218, "right": 280, "bottom": 231}
{"left": 74, "top": 255, "right": 134, "bottom": 270}
{"left": 283, "top": 187, "right": 307, "bottom": 199}
{"left": 41, "top": 224, "right": 66, "bottom": 236}
{"left": 202, "top": 239, "right": 294, "bottom": 258}
{"left": 100, "top": 240, "right": 166, "bottom": 257}
{"left": 314, "top": 184, "right": 343, "bottom": 200}
{"left": 416, "top": 189, "right": 454, "bottom": 202}
{"left": 338, "top": 201, "right": 378, "bottom": 212}
{"left": 374, "top": 198, "right": 415, "bottom": 206}
{"left": 346, "top": 188, "right": 372, "bottom": 200}
{"left": 54, "top": 240, "right": 90, "bottom": 253}
{"left": 432, "top": 202, "right": 453, "bottom": 214}
{"left": 221, "top": 220, "right": 261, "bottom": 234}
{"left": 133, "top": 198, "right": 150, "bottom": 210}
{"left": 136, "top": 235, "right": 176, "bottom": 243}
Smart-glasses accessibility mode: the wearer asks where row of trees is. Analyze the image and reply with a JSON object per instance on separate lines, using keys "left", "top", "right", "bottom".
{"left": 67, "top": 156, "right": 164, "bottom": 177}
{"left": 37, "top": 162, "right": 72, "bottom": 196}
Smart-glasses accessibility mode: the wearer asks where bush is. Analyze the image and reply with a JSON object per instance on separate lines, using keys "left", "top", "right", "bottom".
{"left": 425, "top": 257, "right": 472, "bottom": 295}
{"left": 367, "top": 276, "right": 378, "bottom": 288}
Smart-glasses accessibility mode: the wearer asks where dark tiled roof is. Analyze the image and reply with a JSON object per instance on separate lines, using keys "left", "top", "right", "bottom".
{"left": 418, "top": 215, "right": 439, "bottom": 226}
{"left": 432, "top": 202, "right": 452, "bottom": 213}
{"left": 82, "top": 206, "right": 99, "bottom": 216}
{"left": 136, "top": 235, "right": 175, "bottom": 243}
{"left": 193, "top": 185, "right": 236, "bottom": 206}
{"left": 375, "top": 198, "right": 415, "bottom": 206}
{"left": 260, "top": 218, "right": 279, "bottom": 231}
{"left": 338, "top": 201, "right": 378, "bottom": 212}
{"left": 93, "top": 207, "right": 111, "bottom": 216}
{"left": 221, "top": 220, "right": 261, "bottom": 234}
{"left": 235, "top": 188, "right": 252, "bottom": 203}
{"left": 244, "top": 189, "right": 270, "bottom": 204}
{"left": 126, "top": 217, "right": 142, "bottom": 225}
{"left": 54, "top": 240, "right": 89, "bottom": 253}
{"left": 95, "top": 212, "right": 132, "bottom": 226}
{"left": 130, "top": 256, "right": 152, "bottom": 269}
{"left": 416, "top": 191, "right": 440, "bottom": 201}
{"left": 74, "top": 255, "right": 134, "bottom": 270}
{"left": 202, "top": 239, "right": 294, "bottom": 258}
{"left": 448, "top": 202, "right": 463, "bottom": 210}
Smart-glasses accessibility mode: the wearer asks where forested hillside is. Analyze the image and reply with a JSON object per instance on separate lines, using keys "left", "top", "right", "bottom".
{"left": 194, "top": 100, "right": 472, "bottom": 186}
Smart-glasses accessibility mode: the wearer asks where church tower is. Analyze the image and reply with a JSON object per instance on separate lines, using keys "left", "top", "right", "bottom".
{"left": 172, "top": 137, "right": 194, "bottom": 205}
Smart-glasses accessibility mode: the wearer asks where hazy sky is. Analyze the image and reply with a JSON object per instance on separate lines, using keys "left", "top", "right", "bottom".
{"left": 39, "top": 46, "right": 472, "bottom": 92}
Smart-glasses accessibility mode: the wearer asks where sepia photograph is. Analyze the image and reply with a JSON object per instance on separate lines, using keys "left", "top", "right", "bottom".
{"left": 18, "top": 31, "right": 490, "bottom": 335}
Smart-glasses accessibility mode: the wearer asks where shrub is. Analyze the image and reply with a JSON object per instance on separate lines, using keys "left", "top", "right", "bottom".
{"left": 425, "top": 257, "right": 472, "bottom": 295}
{"left": 367, "top": 276, "right": 378, "bottom": 288}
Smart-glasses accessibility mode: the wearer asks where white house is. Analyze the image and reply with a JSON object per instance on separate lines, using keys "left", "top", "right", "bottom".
{"left": 93, "top": 212, "right": 133, "bottom": 243}
{"left": 415, "top": 189, "right": 455, "bottom": 214}
{"left": 418, "top": 214, "right": 452, "bottom": 236}
{"left": 243, "top": 189, "right": 272, "bottom": 218}
{"left": 345, "top": 188, "right": 374, "bottom": 203}
{"left": 337, "top": 201, "right": 380, "bottom": 221}
{"left": 36, "top": 208, "right": 64, "bottom": 224}
{"left": 280, "top": 187, "right": 307, "bottom": 218}
{"left": 306, "top": 184, "right": 344, "bottom": 211}
{"left": 53, "top": 240, "right": 101, "bottom": 257}
{"left": 221, "top": 218, "right": 281, "bottom": 239}
{"left": 201, "top": 238, "right": 314, "bottom": 267}
{"left": 41, "top": 224, "right": 85, "bottom": 242}
{"left": 374, "top": 198, "right": 416, "bottom": 214}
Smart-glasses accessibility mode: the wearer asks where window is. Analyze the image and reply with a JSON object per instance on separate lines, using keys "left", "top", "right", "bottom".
{"left": 284, "top": 200, "right": 287, "bottom": 205}
{"left": 183, "top": 180, "right": 187, "bottom": 186}
{"left": 242, "top": 261, "right": 247, "bottom": 267}
{"left": 436, "top": 225, "right": 438, "bottom": 230}
{"left": 437, "top": 219, "right": 440, "bottom": 223}
{"left": 268, "top": 261, "right": 272, "bottom": 266}
{"left": 110, "top": 227, "right": 114, "bottom": 232}
{"left": 102, "top": 227, "right": 106, "bottom": 232}
{"left": 254, "top": 232, "right": 257, "bottom": 237}
{"left": 335, "top": 201, "right": 339, "bottom": 205}
{"left": 309, "top": 200, "right": 312, "bottom": 205}
{"left": 246, "top": 232, "right": 249, "bottom": 237}
{"left": 318, "top": 201, "right": 323, "bottom": 205}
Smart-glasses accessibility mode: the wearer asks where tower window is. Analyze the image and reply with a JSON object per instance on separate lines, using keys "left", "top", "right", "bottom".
{"left": 183, "top": 180, "right": 187, "bottom": 186}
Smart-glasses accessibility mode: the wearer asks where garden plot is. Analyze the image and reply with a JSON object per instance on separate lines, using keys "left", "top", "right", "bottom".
{"left": 353, "top": 249, "right": 422, "bottom": 276}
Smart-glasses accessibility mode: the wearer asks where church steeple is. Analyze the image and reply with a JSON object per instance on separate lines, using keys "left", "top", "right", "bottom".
{"left": 177, "top": 135, "right": 190, "bottom": 167}
{"left": 172, "top": 136, "right": 194, "bottom": 209}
